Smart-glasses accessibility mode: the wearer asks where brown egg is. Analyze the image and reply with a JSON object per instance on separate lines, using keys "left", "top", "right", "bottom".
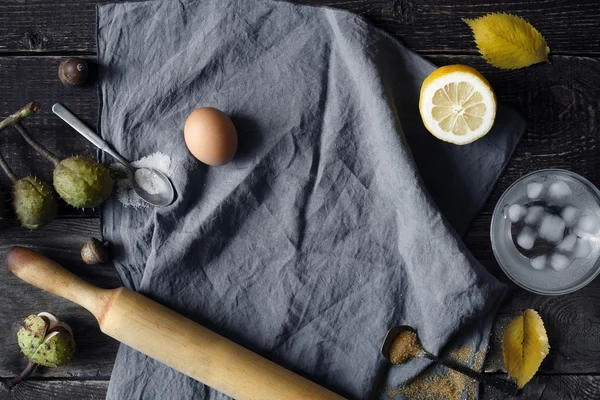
{"left": 184, "top": 107, "right": 238, "bottom": 166}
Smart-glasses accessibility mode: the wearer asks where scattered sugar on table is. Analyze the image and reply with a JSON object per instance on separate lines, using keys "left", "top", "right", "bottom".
{"left": 388, "top": 346, "right": 486, "bottom": 400}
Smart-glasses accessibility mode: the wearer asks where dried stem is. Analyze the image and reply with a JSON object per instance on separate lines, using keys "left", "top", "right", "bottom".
{"left": 0, "top": 102, "right": 41, "bottom": 132}
{"left": 13, "top": 123, "right": 60, "bottom": 166}
{"left": 0, "top": 151, "right": 17, "bottom": 183}
{"left": 8, "top": 360, "right": 37, "bottom": 387}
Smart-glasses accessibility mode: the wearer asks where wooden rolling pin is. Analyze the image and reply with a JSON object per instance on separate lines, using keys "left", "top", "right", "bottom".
{"left": 7, "top": 247, "right": 344, "bottom": 400}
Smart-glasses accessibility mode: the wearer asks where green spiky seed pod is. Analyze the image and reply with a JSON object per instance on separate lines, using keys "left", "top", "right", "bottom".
{"left": 17, "top": 315, "right": 49, "bottom": 356}
{"left": 17, "top": 314, "right": 76, "bottom": 368}
{"left": 53, "top": 156, "right": 114, "bottom": 208}
{"left": 29, "top": 326, "right": 76, "bottom": 367}
{"left": 12, "top": 177, "right": 58, "bottom": 229}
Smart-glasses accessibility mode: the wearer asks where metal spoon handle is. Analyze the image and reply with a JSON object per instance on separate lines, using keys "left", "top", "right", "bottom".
{"left": 52, "top": 103, "right": 132, "bottom": 169}
{"left": 423, "top": 353, "right": 519, "bottom": 396}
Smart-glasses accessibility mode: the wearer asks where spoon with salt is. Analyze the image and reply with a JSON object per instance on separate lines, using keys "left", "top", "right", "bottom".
{"left": 381, "top": 325, "right": 519, "bottom": 396}
{"left": 52, "top": 103, "right": 174, "bottom": 206}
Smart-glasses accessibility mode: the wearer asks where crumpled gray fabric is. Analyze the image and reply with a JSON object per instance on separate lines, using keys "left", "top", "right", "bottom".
{"left": 97, "top": 0, "right": 525, "bottom": 399}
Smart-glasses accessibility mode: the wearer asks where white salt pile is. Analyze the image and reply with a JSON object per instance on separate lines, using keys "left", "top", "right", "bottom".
{"left": 134, "top": 168, "right": 170, "bottom": 195}
{"left": 110, "top": 152, "right": 176, "bottom": 209}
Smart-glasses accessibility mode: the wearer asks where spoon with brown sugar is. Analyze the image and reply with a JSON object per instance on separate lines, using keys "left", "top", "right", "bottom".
{"left": 381, "top": 325, "right": 518, "bottom": 396}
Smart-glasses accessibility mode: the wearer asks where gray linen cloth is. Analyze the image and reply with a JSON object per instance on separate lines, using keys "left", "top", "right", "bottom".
{"left": 98, "top": 0, "right": 525, "bottom": 398}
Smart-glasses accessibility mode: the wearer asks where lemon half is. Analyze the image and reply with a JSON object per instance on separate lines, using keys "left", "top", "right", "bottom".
{"left": 419, "top": 65, "right": 496, "bottom": 145}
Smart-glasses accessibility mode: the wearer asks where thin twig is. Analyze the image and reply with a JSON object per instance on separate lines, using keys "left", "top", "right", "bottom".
{"left": 8, "top": 360, "right": 37, "bottom": 386}
{"left": 0, "top": 102, "right": 41, "bottom": 132}
{"left": 0, "top": 150, "right": 17, "bottom": 183}
{"left": 13, "top": 123, "right": 60, "bottom": 166}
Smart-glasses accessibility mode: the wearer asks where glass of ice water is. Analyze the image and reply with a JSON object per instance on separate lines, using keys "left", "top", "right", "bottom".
{"left": 491, "top": 169, "right": 600, "bottom": 295}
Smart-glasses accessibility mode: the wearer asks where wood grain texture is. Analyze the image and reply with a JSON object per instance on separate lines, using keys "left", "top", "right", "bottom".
{"left": 0, "top": 51, "right": 599, "bottom": 378}
{"left": 6, "top": 375, "right": 600, "bottom": 399}
{"left": 426, "top": 54, "right": 600, "bottom": 374}
{"left": 0, "top": 56, "right": 100, "bottom": 218}
{"left": 0, "top": 0, "right": 599, "bottom": 55}
{"left": 484, "top": 283, "right": 600, "bottom": 374}
{"left": 9, "top": 380, "right": 108, "bottom": 400}
{"left": 481, "top": 375, "right": 600, "bottom": 400}
{"left": 0, "top": 218, "right": 121, "bottom": 379}
{"left": 1, "top": 1, "right": 600, "bottom": 399}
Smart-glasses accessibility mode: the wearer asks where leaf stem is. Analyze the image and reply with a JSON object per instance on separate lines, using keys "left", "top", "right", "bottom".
{"left": 8, "top": 360, "right": 37, "bottom": 387}
{"left": 0, "top": 102, "right": 41, "bottom": 132}
{"left": 13, "top": 123, "right": 61, "bottom": 166}
{"left": 0, "top": 151, "right": 17, "bottom": 183}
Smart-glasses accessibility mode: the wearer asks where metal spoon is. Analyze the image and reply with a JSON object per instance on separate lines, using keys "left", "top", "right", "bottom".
{"left": 52, "top": 103, "right": 174, "bottom": 206}
{"left": 381, "top": 325, "right": 519, "bottom": 396}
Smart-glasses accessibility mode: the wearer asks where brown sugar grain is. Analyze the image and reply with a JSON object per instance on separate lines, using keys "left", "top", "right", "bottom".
{"left": 389, "top": 330, "right": 422, "bottom": 365}
{"left": 388, "top": 346, "right": 486, "bottom": 400}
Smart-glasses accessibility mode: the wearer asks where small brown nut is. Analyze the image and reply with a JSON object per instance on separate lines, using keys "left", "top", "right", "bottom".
{"left": 58, "top": 58, "right": 89, "bottom": 87}
{"left": 81, "top": 238, "right": 109, "bottom": 264}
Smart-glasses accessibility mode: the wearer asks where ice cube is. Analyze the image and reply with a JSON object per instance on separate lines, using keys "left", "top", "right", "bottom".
{"left": 550, "top": 253, "right": 572, "bottom": 271}
{"left": 529, "top": 255, "right": 547, "bottom": 270}
{"left": 507, "top": 204, "right": 525, "bottom": 223}
{"left": 524, "top": 206, "right": 544, "bottom": 226}
{"left": 526, "top": 182, "right": 544, "bottom": 200}
{"left": 548, "top": 180, "right": 572, "bottom": 202}
{"left": 539, "top": 214, "right": 566, "bottom": 243}
{"left": 577, "top": 214, "right": 600, "bottom": 235}
{"left": 557, "top": 233, "right": 577, "bottom": 252}
{"left": 516, "top": 227, "right": 536, "bottom": 250}
{"left": 574, "top": 237, "right": 592, "bottom": 259}
{"left": 561, "top": 205, "right": 581, "bottom": 228}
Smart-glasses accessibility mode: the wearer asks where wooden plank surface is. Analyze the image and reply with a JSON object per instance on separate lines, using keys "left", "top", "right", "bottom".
{"left": 481, "top": 375, "right": 600, "bottom": 400}
{"left": 2, "top": 53, "right": 599, "bottom": 217}
{"left": 0, "top": 56, "right": 99, "bottom": 218}
{"left": 0, "top": 219, "right": 121, "bottom": 379}
{"left": 1, "top": 0, "right": 600, "bottom": 399}
{"left": 9, "top": 380, "right": 109, "bottom": 400}
{"left": 0, "top": 0, "right": 599, "bottom": 55}
{"left": 5, "top": 375, "right": 600, "bottom": 400}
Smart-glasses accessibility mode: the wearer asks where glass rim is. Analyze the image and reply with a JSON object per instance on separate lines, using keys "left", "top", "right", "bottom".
{"left": 490, "top": 169, "right": 600, "bottom": 296}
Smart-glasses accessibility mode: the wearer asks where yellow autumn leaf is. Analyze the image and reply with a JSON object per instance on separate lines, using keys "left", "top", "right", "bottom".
{"left": 463, "top": 13, "right": 549, "bottom": 70}
{"left": 502, "top": 309, "right": 550, "bottom": 388}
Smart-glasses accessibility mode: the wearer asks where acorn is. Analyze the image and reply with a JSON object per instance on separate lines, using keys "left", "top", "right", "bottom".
{"left": 58, "top": 58, "right": 89, "bottom": 87}
{"left": 81, "top": 237, "right": 109, "bottom": 264}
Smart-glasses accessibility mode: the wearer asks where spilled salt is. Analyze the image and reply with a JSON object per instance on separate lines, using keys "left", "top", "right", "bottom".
{"left": 110, "top": 152, "right": 176, "bottom": 209}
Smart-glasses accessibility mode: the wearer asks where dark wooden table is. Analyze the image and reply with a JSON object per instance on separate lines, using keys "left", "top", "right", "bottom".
{"left": 1, "top": 1, "right": 599, "bottom": 399}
